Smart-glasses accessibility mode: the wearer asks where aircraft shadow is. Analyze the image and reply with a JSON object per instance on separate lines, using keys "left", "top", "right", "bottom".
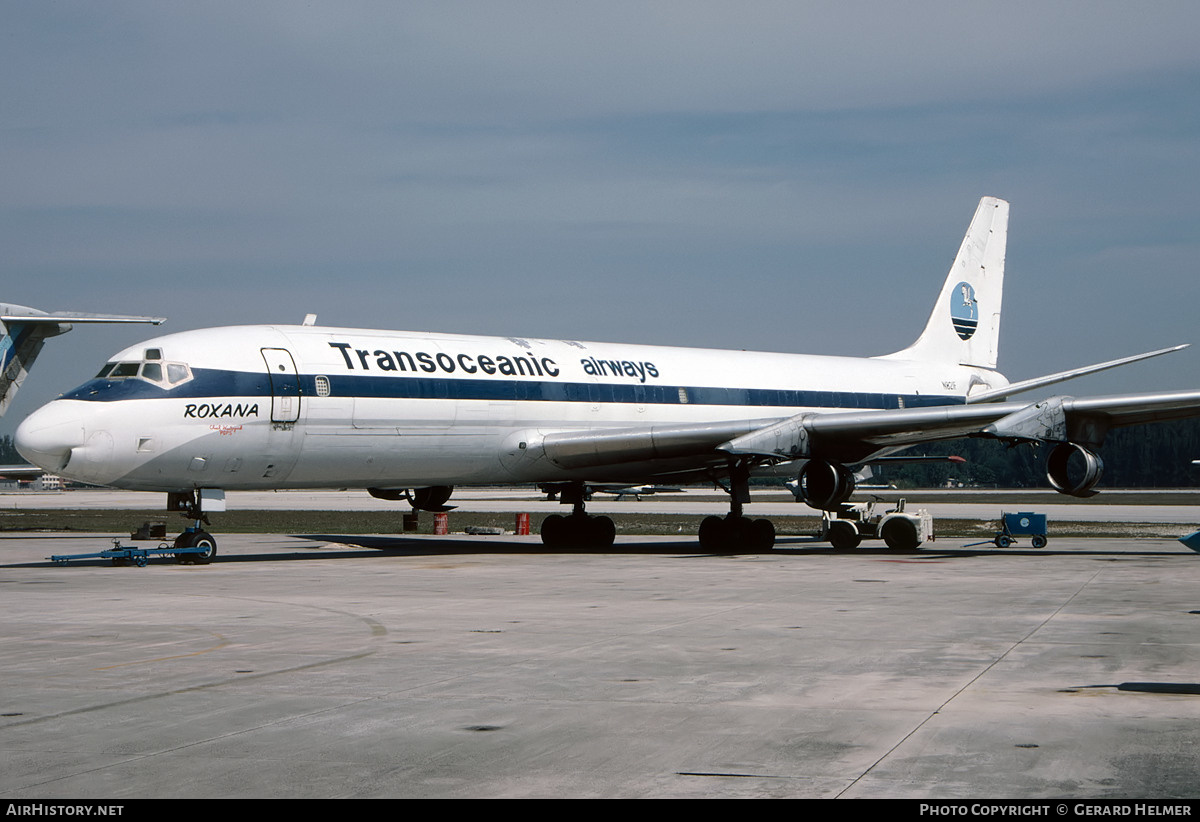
{"left": 1070, "top": 682, "right": 1200, "bottom": 696}
{"left": 292, "top": 533, "right": 713, "bottom": 556}
{"left": 3, "top": 535, "right": 1189, "bottom": 568}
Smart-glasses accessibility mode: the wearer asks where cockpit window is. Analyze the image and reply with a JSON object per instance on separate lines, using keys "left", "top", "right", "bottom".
{"left": 95, "top": 356, "right": 192, "bottom": 388}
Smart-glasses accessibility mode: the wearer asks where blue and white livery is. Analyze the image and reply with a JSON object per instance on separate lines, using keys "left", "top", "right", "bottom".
{"left": 14, "top": 198, "right": 1200, "bottom": 554}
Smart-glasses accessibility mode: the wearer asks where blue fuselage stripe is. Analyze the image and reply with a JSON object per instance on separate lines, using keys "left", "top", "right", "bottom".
{"left": 59, "top": 367, "right": 965, "bottom": 411}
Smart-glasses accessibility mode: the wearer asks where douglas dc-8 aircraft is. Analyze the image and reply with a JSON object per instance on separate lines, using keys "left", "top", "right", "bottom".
{"left": 14, "top": 197, "right": 1200, "bottom": 559}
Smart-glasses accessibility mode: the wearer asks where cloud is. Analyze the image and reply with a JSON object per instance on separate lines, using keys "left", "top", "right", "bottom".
{"left": 1, "top": 2, "right": 1198, "bottom": 432}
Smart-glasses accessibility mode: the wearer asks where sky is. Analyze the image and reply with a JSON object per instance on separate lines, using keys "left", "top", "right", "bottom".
{"left": 3, "top": 1, "right": 1199, "bottom": 437}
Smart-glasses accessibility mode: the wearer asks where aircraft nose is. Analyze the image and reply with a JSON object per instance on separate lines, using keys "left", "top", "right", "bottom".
{"left": 14, "top": 401, "right": 87, "bottom": 473}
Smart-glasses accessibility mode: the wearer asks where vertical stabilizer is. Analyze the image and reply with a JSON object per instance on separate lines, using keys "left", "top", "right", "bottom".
{"left": 882, "top": 196, "right": 1008, "bottom": 369}
{"left": 0, "top": 307, "right": 59, "bottom": 418}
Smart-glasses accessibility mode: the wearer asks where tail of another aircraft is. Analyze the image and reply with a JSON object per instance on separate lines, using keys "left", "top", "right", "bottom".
{"left": 0, "top": 306, "right": 60, "bottom": 418}
{"left": 881, "top": 196, "right": 1009, "bottom": 370}
{"left": 0, "top": 304, "right": 166, "bottom": 418}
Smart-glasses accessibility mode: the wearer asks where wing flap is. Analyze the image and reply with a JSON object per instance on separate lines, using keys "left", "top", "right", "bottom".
{"left": 541, "top": 419, "right": 776, "bottom": 471}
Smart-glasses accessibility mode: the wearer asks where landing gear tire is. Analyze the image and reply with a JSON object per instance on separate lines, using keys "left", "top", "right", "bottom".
{"left": 175, "top": 530, "right": 218, "bottom": 565}
{"left": 588, "top": 515, "right": 616, "bottom": 548}
{"left": 540, "top": 513, "right": 616, "bottom": 549}
{"left": 698, "top": 515, "right": 728, "bottom": 552}
{"left": 749, "top": 518, "right": 775, "bottom": 551}
{"left": 540, "top": 514, "right": 566, "bottom": 548}
{"left": 698, "top": 515, "right": 775, "bottom": 552}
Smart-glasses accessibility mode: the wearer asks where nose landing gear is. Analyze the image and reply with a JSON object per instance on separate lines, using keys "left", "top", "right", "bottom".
{"left": 168, "top": 490, "right": 219, "bottom": 564}
{"left": 173, "top": 528, "right": 217, "bottom": 564}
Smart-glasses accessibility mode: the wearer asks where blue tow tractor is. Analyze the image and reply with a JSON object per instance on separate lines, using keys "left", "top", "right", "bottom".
{"left": 991, "top": 512, "right": 1048, "bottom": 549}
{"left": 48, "top": 528, "right": 218, "bottom": 567}
{"left": 1179, "top": 531, "right": 1200, "bottom": 553}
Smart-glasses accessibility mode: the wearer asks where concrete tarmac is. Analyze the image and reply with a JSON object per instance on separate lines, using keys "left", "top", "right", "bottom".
{"left": 2, "top": 529, "right": 1200, "bottom": 798}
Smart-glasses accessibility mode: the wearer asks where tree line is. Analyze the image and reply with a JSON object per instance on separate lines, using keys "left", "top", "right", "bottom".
{"left": 877, "top": 418, "right": 1200, "bottom": 489}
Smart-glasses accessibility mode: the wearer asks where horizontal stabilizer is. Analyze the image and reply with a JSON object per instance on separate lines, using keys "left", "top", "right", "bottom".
{"left": 1, "top": 311, "right": 166, "bottom": 326}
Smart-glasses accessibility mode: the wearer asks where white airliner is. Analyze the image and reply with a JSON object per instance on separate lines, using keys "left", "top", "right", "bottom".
{"left": 14, "top": 197, "right": 1200, "bottom": 559}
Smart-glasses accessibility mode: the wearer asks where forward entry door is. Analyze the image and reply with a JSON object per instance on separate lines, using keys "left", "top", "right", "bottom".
{"left": 261, "top": 348, "right": 301, "bottom": 424}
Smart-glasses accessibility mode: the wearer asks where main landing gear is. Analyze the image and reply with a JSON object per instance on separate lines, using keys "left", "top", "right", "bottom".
{"left": 167, "top": 490, "right": 218, "bottom": 565}
{"left": 539, "top": 483, "right": 616, "bottom": 549}
{"left": 540, "top": 465, "right": 779, "bottom": 553}
{"left": 697, "top": 461, "right": 776, "bottom": 552}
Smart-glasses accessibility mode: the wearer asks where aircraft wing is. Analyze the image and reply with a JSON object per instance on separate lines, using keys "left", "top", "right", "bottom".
{"left": 720, "top": 389, "right": 1200, "bottom": 460}
{"left": 532, "top": 390, "right": 1200, "bottom": 480}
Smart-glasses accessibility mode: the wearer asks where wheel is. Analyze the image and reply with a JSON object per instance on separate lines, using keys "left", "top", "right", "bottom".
{"left": 587, "top": 515, "right": 616, "bottom": 549}
{"left": 1031, "top": 535, "right": 1047, "bottom": 549}
{"left": 994, "top": 534, "right": 1012, "bottom": 548}
{"left": 175, "top": 530, "right": 217, "bottom": 564}
{"left": 827, "top": 520, "right": 861, "bottom": 551}
{"left": 749, "top": 518, "right": 775, "bottom": 551}
{"left": 186, "top": 530, "right": 218, "bottom": 564}
{"left": 540, "top": 514, "right": 566, "bottom": 547}
{"left": 698, "top": 515, "right": 731, "bottom": 552}
{"left": 881, "top": 517, "right": 920, "bottom": 551}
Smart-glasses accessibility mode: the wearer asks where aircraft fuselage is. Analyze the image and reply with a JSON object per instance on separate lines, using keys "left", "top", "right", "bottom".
{"left": 16, "top": 323, "right": 995, "bottom": 493}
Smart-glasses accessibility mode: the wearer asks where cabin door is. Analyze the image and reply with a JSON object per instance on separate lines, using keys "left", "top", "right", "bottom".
{"left": 261, "top": 348, "right": 302, "bottom": 424}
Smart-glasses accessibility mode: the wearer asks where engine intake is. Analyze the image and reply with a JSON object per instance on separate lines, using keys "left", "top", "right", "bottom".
{"left": 797, "top": 460, "right": 856, "bottom": 511}
{"left": 1046, "top": 443, "right": 1104, "bottom": 498}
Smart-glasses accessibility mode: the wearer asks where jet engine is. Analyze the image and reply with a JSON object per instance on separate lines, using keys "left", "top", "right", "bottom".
{"left": 1045, "top": 443, "right": 1104, "bottom": 498}
{"left": 796, "top": 460, "right": 856, "bottom": 511}
{"left": 368, "top": 485, "right": 456, "bottom": 511}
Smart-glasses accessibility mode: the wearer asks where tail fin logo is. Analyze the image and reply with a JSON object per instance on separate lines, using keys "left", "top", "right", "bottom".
{"left": 950, "top": 282, "right": 978, "bottom": 340}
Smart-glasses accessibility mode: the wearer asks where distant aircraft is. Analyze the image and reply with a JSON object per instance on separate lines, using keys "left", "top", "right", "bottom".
{"left": 14, "top": 197, "right": 1200, "bottom": 558}
{"left": 540, "top": 483, "right": 685, "bottom": 502}
{"left": 784, "top": 455, "right": 965, "bottom": 500}
{"left": 1, "top": 303, "right": 165, "bottom": 418}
